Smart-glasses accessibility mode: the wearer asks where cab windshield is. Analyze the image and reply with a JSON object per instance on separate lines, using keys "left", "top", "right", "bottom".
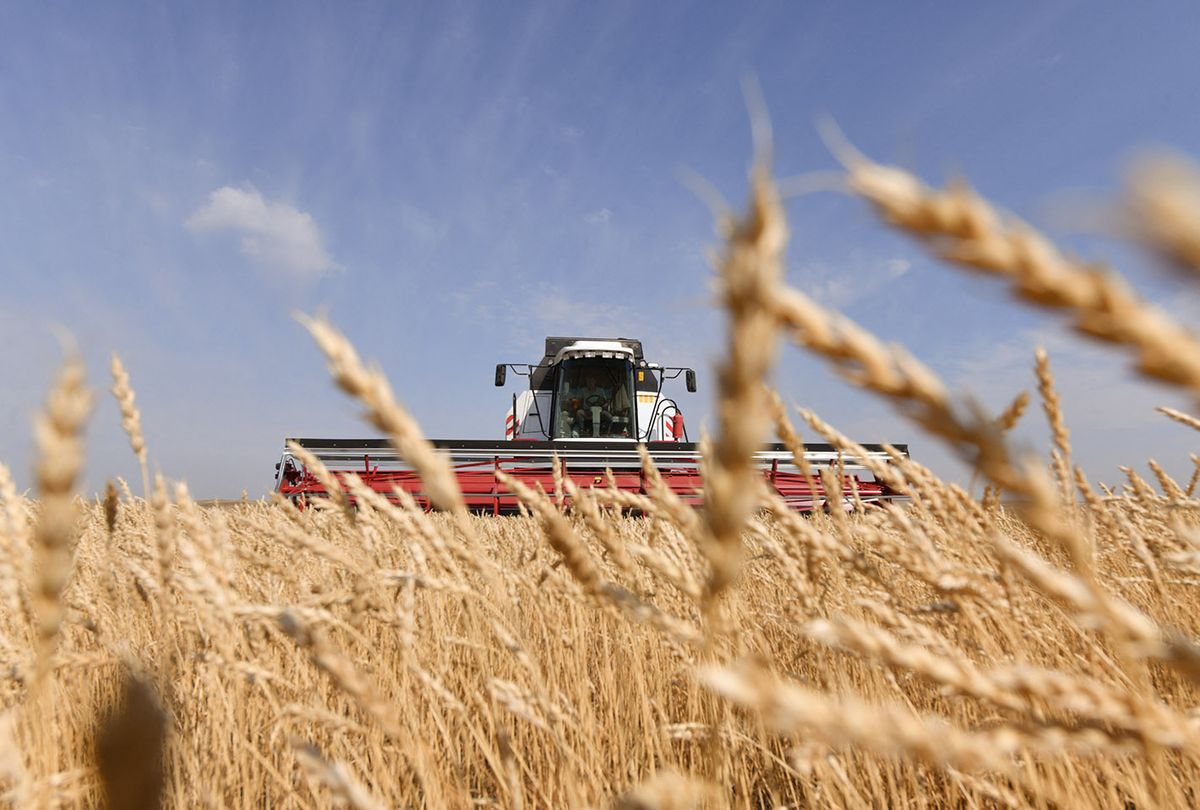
{"left": 554, "top": 358, "right": 635, "bottom": 438}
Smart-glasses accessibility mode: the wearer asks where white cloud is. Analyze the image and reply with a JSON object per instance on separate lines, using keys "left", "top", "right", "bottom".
{"left": 186, "top": 185, "right": 339, "bottom": 279}
{"left": 584, "top": 208, "right": 612, "bottom": 225}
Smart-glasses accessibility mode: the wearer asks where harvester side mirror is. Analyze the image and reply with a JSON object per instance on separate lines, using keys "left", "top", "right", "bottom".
{"left": 685, "top": 369, "right": 697, "bottom": 393}
{"left": 494, "top": 364, "right": 507, "bottom": 386}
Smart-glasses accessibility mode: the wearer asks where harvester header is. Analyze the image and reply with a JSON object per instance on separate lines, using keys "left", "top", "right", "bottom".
{"left": 276, "top": 336, "right": 907, "bottom": 513}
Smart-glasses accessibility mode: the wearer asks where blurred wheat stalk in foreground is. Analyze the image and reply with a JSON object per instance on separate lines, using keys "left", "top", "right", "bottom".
{"left": 0, "top": 135, "right": 1199, "bottom": 809}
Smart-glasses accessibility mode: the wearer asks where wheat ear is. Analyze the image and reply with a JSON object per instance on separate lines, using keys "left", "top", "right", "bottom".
{"left": 700, "top": 665, "right": 1136, "bottom": 774}
{"left": 996, "top": 390, "right": 1031, "bottom": 433}
{"left": 279, "top": 611, "right": 404, "bottom": 740}
{"left": 1187, "top": 455, "right": 1200, "bottom": 498}
{"left": 291, "top": 739, "right": 386, "bottom": 810}
{"left": 298, "top": 315, "right": 466, "bottom": 518}
{"left": 799, "top": 408, "right": 909, "bottom": 496}
{"left": 32, "top": 353, "right": 94, "bottom": 681}
{"left": 766, "top": 389, "right": 820, "bottom": 498}
{"left": 770, "top": 284, "right": 1020, "bottom": 493}
{"left": 1034, "top": 348, "right": 1073, "bottom": 504}
{"left": 0, "top": 463, "right": 30, "bottom": 618}
{"left": 25, "top": 353, "right": 93, "bottom": 810}
{"left": 768, "top": 241, "right": 1179, "bottom": 654}
{"left": 1158, "top": 406, "right": 1200, "bottom": 433}
{"left": 807, "top": 616, "right": 1197, "bottom": 747}
{"left": 837, "top": 140, "right": 1200, "bottom": 398}
{"left": 1125, "top": 152, "right": 1200, "bottom": 273}
{"left": 983, "top": 391, "right": 1030, "bottom": 508}
{"left": 286, "top": 440, "right": 355, "bottom": 523}
{"left": 109, "top": 353, "right": 149, "bottom": 497}
{"left": 495, "top": 470, "right": 601, "bottom": 595}
{"left": 701, "top": 147, "right": 788, "bottom": 616}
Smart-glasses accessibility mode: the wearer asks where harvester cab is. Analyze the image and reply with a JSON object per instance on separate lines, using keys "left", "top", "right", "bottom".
{"left": 495, "top": 337, "right": 696, "bottom": 443}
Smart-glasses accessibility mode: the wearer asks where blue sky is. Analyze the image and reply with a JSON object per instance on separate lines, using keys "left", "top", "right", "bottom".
{"left": 2, "top": 1, "right": 1199, "bottom": 497}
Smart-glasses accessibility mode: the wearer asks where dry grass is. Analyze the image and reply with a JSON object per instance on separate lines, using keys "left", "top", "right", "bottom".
{"left": 2, "top": 140, "right": 1200, "bottom": 809}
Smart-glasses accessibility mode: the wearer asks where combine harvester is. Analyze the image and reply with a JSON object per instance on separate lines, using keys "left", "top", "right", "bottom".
{"left": 275, "top": 336, "right": 907, "bottom": 513}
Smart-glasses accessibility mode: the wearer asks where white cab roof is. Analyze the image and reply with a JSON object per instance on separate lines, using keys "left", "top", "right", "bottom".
{"left": 553, "top": 340, "right": 636, "bottom": 364}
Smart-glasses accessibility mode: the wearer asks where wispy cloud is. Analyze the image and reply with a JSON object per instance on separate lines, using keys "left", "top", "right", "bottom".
{"left": 398, "top": 203, "right": 449, "bottom": 246}
{"left": 445, "top": 277, "right": 700, "bottom": 366}
{"left": 525, "top": 284, "right": 639, "bottom": 335}
{"left": 948, "top": 326, "right": 1178, "bottom": 431}
{"left": 186, "top": 185, "right": 339, "bottom": 280}
{"left": 798, "top": 256, "right": 912, "bottom": 309}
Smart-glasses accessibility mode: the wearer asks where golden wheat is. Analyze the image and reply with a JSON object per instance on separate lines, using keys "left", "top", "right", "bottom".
{"left": 2, "top": 137, "right": 1200, "bottom": 809}
{"left": 109, "top": 353, "right": 149, "bottom": 497}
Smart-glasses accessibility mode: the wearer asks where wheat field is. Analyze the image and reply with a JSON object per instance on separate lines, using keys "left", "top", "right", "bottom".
{"left": 2, "top": 143, "right": 1200, "bottom": 808}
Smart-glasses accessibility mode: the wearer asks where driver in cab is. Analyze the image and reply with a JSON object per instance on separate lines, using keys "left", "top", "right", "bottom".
{"left": 567, "top": 373, "right": 621, "bottom": 437}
